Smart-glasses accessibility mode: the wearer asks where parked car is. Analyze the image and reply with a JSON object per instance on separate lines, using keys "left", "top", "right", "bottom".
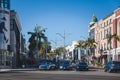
{"left": 104, "top": 61, "right": 120, "bottom": 73}
{"left": 39, "top": 61, "right": 56, "bottom": 70}
{"left": 75, "top": 61, "right": 88, "bottom": 71}
{"left": 59, "top": 60, "right": 72, "bottom": 70}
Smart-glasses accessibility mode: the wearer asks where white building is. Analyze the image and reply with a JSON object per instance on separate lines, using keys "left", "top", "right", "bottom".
{"left": 65, "top": 41, "right": 85, "bottom": 61}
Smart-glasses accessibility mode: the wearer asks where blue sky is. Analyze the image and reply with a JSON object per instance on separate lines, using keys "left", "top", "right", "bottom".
{"left": 11, "top": 0, "right": 120, "bottom": 48}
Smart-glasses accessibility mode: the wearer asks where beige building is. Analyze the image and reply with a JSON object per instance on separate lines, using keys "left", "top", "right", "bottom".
{"left": 89, "top": 7, "right": 120, "bottom": 64}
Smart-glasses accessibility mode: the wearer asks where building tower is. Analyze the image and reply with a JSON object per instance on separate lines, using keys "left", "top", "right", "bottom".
{"left": 89, "top": 14, "right": 98, "bottom": 39}
{"left": 0, "top": 0, "right": 10, "bottom": 9}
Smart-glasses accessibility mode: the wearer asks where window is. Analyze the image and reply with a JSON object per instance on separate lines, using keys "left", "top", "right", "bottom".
{"left": 104, "top": 22, "right": 105, "bottom": 27}
{"left": 0, "top": 0, "right": 10, "bottom": 9}
{"left": 104, "top": 43, "right": 106, "bottom": 50}
{"left": 109, "top": 27, "right": 111, "bottom": 34}
{"left": 109, "top": 19, "right": 111, "bottom": 24}
{"left": 104, "top": 29, "right": 107, "bottom": 39}
{"left": 101, "top": 24, "right": 102, "bottom": 28}
{"left": 107, "top": 20, "right": 108, "bottom": 26}
{"left": 101, "top": 31, "right": 102, "bottom": 40}
{"left": 0, "top": 3, "right": 4, "bottom": 8}
{"left": 119, "top": 22, "right": 120, "bottom": 35}
{"left": 4, "top": 4, "right": 8, "bottom": 8}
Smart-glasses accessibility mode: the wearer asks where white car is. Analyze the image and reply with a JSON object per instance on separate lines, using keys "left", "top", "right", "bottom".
{"left": 39, "top": 62, "right": 56, "bottom": 70}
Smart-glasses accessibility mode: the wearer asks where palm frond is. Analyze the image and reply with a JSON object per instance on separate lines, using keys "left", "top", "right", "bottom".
{"left": 107, "top": 34, "right": 112, "bottom": 44}
{"left": 74, "top": 40, "right": 85, "bottom": 49}
{"left": 107, "top": 34, "right": 120, "bottom": 43}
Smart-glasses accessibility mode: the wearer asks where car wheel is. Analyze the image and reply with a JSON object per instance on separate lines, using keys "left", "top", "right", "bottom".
{"left": 115, "top": 70, "right": 118, "bottom": 73}
{"left": 76, "top": 68, "right": 79, "bottom": 71}
{"left": 108, "top": 69, "right": 112, "bottom": 73}
{"left": 86, "top": 68, "right": 89, "bottom": 71}
{"left": 50, "top": 66, "right": 55, "bottom": 70}
{"left": 104, "top": 69, "right": 107, "bottom": 72}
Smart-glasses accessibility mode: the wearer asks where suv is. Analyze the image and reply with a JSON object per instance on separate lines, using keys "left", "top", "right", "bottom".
{"left": 104, "top": 61, "right": 120, "bottom": 73}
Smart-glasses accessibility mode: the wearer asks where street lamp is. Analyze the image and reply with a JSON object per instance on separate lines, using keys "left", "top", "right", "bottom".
{"left": 56, "top": 33, "right": 65, "bottom": 48}
{"left": 56, "top": 32, "right": 65, "bottom": 59}
{"left": 56, "top": 31, "right": 71, "bottom": 59}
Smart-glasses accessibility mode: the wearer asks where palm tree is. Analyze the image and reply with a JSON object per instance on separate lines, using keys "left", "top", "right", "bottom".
{"left": 41, "top": 39, "right": 51, "bottom": 59}
{"left": 52, "top": 46, "right": 65, "bottom": 61}
{"left": 54, "top": 47, "right": 64, "bottom": 56}
{"left": 84, "top": 38, "right": 97, "bottom": 65}
{"left": 74, "top": 40, "right": 85, "bottom": 49}
{"left": 74, "top": 40, "right": 87, "bottom": 62}
{"left": 85, "top": 38, "right": 97, "bottom": 56}
{"left": 28, "top": 25, "right": 47, "bottom": 59}
{"left": 47, "top": 51, "right": 55, "bottom": 59}
{"left": 107, "top": 34, "right": 120, "bottom": 61}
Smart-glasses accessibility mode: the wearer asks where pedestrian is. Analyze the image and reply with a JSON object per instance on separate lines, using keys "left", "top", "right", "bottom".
{"left": 72, "top": 60, "right": 76, "bottom": 71}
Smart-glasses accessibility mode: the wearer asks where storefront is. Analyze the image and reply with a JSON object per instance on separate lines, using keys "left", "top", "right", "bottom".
{"left": 0, "top": 50, "right": 12, "bottom": 68}
{"left": 118, "top": 54, "right": 120, "bottom": 60}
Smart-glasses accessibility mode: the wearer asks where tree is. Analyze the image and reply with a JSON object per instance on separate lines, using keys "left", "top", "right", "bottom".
{"left": 54, "top": 47, "right": 64, "bottom": 56}
{"left": 107, "top": 34, "right": 120, "bottom": 60}
{"left": 28, "top": 25, "right": 47, "bottom": 58}
{"left": 74, "top": 40, "right": 87, "bottom": 62}
{"left": 41, "top": 39, "right": 51, "bottom": 59}
{"left": 74, "top": 40, "right": 85, "bottom": 49}
{"left": 85, "top": 38, "right": 97, "bottom": 56}
{"left": 108, "top": 34, "right": 120, "bottom": 45}
{"left": 83, "top": 38, "right": 97, "bottom": 65}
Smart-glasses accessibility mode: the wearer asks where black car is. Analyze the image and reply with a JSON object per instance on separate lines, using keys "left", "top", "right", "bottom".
{"left": 75, "top": 61, "right": 88, "bottom": 71}
{"left": 104, "top": 61, "right": 120, "bottom": 73}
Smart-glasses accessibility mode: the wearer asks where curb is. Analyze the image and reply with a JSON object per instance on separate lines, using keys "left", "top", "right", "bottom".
{"left": 89, "top": 66, "right": 104, "bottom": 69}
{"left": 0, "top": 69, "right": 11, "bottom": 72}
{"left": 0, "top": 68, "right": 37, "bottom": 72}
{"left": 11, "top": 69, "right": 37, "bottom": 71}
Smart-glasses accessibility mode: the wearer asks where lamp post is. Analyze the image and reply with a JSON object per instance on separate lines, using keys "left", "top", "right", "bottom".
{"left": 56, "top": 32, "right": 65, "bottom": 48}
{"left": 56, "top": 31, "right": 71, "bottom": 59}
{"left": 56, "top": 32, "right": 65, "bottom": 60}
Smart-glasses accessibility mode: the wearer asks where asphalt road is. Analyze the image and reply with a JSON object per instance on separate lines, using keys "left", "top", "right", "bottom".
{"left": 0, "top": 69, "right": 120, "bottom": 80}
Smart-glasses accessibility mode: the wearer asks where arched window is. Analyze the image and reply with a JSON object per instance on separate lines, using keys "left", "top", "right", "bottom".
{"left": 119, "top": 22, "right": 120, "bottom": 35}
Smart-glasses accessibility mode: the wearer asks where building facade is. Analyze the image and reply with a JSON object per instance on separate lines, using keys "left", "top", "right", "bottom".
{"left": 10, "top": 10, "right": 22, "bottom": 68}
{"left": 0, "top": 0, "right": 11, "bottom": 68}
{"left": 89, "top": 7, "right": 120, "bottom": 65}
{"left": 65, "top": 41, "right": 85, "bottom": 61}
{"left": 0, "top": 0, "right": 25, "bottom": 68}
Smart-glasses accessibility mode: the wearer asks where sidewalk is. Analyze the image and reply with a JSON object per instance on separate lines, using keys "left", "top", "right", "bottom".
{"left": 0, "top": 66, "right": 104, "bottom": 72}
{"left": 88, "top": 65, "right": 104, "bottom": 69}
{"left": 0, "top": 68, "right": 37, "bottom": 72}
{"left": 0, "top": 69, "right": 11, "bottom": 72}
{"left": 11, "top": 68, "right": 37, "bottom": 71}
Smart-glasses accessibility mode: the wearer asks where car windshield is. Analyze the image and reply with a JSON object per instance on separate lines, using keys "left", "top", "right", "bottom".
{"left": 113, "top": 61, "right": 120, "bottom": 64}
{"left": 61, "top": 61, "right": 70, "bottom": 64}
{"left": 79, "top": 62, "right": 87, "bottom": 65}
